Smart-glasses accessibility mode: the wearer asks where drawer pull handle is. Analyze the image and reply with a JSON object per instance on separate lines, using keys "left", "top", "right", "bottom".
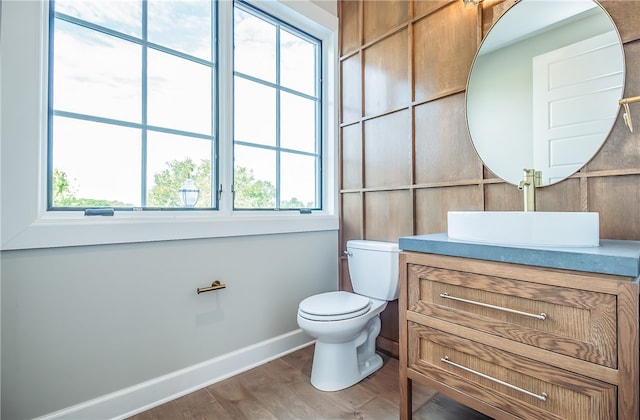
{"left": 440, "top": 292, "right": 547, "bottom": 320}
{"left": 441, "top": 356, "right": 548, "bottom": 402}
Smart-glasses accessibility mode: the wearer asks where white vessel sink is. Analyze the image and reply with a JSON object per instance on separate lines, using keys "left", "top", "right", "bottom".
{"left": 447, "top": 211, "right": 600, "bottom": 247}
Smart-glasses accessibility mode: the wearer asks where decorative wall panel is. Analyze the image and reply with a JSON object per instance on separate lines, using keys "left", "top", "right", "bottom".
{"left": 415, "top": 185, "right": 482, "bottom": 234}
{"left": 341, "top": 124, "right": 362, "bottom": 190}
{"left": 534, "top": 179, "right": 583, "bottom": 212}
{"left": 589, "top": 176, "right": 640, "bottom": 240}
{"left": 362, "top": 0, "right": 409, "bottom": 44}
{"left": 414, "top": 93, "right": 480, "bottom": 184}
{"left": 363, "top": 110, "right": 412, "bottom": 188}
{"left": 364, "top": 190, "right": 413, "bottom": 242}
{"left": 340, "top": 192, "right": 362, "bottom": 243}
{"left": 338, "top": 0, "right": 640, "bottom": 355}
{"left": 340, "top": 0, "right": 360, "bottom": 54}
{"left": 363, "top": 29, "right": 410, "bottom": 117}
{"left": 414, "top": 0, "right": 453, "bottom": 19}
{"left": 483, "top": 182, "right": 522, "bottom": 212}
{"left": 340, "top": 55, "right": 362, "bottom": 124}
{"left": 413, "top": 2, "right": 477, "bottom": 101}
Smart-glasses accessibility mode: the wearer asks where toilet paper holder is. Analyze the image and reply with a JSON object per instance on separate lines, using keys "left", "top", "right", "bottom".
{"left": 197, "top": 280, "right": 226, "bottom": 295}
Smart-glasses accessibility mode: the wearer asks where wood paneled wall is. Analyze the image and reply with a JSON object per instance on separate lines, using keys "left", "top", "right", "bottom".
{"left": 338, "top": 0, "right": 640, "bottom": 356}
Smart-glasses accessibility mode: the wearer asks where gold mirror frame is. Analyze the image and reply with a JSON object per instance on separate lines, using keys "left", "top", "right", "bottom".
{"left": 466, "top": 0, "right": 625, "bottom": 187}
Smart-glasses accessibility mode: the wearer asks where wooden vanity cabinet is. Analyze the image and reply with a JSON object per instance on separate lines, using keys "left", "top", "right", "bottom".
{"left": 399, "top": 251, "right": 639, "bottom": 420}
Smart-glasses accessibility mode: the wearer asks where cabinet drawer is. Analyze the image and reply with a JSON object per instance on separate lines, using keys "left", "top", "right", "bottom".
{"left": 408, "top": 322, "right": 617, "bottom": 420}
{"left": 407, "top": 263, "right": 617, "bottom": 368}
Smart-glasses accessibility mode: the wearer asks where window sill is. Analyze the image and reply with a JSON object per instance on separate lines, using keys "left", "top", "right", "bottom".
{"left": 1, "top": 211, "right": 339, "bottom": 250}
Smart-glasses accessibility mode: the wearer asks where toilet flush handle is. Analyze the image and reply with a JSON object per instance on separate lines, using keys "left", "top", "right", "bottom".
{"left": 343, "top": 250, "right": 352, "bottom": 257}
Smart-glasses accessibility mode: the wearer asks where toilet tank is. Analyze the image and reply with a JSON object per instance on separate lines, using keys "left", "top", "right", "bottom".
{"left": 346, "top": 240, "right": 400, "bottom": 301}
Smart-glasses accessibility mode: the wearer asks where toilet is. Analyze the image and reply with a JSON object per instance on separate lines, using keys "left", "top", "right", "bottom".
{"left": 297, "top": 240, "right": 399, "bottom": 391}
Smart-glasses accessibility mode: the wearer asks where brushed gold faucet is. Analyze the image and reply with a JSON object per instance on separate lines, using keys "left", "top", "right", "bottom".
{"left": 518, "top": 168, "right": 540, "bottom": 212}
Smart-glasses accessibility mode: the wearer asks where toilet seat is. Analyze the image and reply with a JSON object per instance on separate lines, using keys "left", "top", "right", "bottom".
{"left": 298, "top": 291, "right": 371, "bottom": 321}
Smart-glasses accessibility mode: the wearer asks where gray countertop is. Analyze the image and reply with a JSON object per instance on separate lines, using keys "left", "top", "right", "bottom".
{"left": 398, "top": 233, "right": 640, "bottom": 277}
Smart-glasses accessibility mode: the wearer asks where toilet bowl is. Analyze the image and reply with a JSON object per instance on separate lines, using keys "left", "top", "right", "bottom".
{"left": 297, "top": 291, "right": 387, "bottom": 391}
{"left": 297, "top": 240, "right": 399, "bottom": 391}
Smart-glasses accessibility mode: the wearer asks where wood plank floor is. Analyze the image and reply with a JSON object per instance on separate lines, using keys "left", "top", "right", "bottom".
{"left": 128, "top": 344, "right": 493, "bottom": 419}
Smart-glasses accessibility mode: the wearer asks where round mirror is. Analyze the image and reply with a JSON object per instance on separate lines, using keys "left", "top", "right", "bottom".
{"left": 466, "top": 0, "right": 625, "bottom": 186}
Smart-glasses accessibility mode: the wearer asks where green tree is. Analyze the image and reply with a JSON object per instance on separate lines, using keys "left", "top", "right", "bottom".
{"left": 148, "top": 158, "right": 211, "bottom": 208}
{"left": 52, "top": 169, "right": 129, "bottom": 207}
{"left": 280, "top": 197, "right": 311, "bottom": 209}
{"left": 53, "top": 160, "right": 281, "bottom": 209}
{"left": 52, "top": 169, "right": 75, "bottom": 205}
{"left": 233, "top": 166, "right": 276, "bottom": 208}
{"left": 147, "top": 160, "right": 276, "bottom": 209}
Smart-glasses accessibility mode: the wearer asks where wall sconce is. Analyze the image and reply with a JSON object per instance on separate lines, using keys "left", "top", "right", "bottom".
{"left": 179, "top": 178, "right": 200, "bottom": 208}
{"left": 619, "top": 95, "right": 640, "bottom": 133}
{"left": 463, "top": 0, "right": 480, "bottom": 8}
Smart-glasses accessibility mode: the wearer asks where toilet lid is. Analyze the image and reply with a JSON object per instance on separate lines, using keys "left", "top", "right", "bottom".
{"left": 298, "top": 291, "right": 370, "bottom": 321}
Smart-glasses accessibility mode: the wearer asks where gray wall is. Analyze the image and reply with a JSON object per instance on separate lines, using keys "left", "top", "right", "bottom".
{"left": 1, "top": 231, "right": 338, "bottom": 419}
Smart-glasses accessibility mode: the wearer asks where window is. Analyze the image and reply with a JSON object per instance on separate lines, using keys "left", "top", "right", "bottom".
{"left": 0, "top": 0, "right": 337, "bottom": 249}
{"left": 49, "top": 0, "right": 218, "bottom": 210}
{"left": 233, "top": 2, "right": 322, "bottom": 210}
{"left": 48, "top": 0, "right": 322, "bottom": 213}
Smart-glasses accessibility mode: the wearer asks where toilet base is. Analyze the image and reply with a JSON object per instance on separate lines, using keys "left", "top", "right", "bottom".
{"left": 309, "top": 316, "right": 383, "bottom": 391}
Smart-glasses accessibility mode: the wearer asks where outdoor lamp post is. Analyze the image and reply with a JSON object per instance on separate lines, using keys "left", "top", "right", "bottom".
{"left": 179, "top": 178, "right": 200, "bottom": 208}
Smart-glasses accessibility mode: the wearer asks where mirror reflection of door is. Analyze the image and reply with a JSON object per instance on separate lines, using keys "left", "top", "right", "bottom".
{"left": 532, "top": 31, "right": 624, "bottom": 185}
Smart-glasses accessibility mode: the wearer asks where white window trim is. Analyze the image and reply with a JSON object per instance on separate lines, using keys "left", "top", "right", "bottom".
{"left": 0, "top": 0, "right": 338, "bottom": 250}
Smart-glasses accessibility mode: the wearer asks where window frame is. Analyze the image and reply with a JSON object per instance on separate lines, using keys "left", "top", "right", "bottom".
{"left": 48, "top": 0, "right": 221, "bottom": 211}
{"left": 0, "top": 0, "right": 338, "bottom": 250}
{"left": 232, "top": 0, "right": 323, "bottom": 211}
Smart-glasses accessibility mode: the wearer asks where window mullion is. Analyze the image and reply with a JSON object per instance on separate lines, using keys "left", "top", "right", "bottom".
{"left": 275, "top": 24, "right": 281, "bottom": 209}
{"left": 211, "top": 1, "right": 218, "bottom": 209}
{"left": 140, "top": 0, "right": 148, "bottom": 207}
{"left": 316, "top": 44, "right": 323, "bottom": 208}
{"left": 219, "top": 0, "right": 235, "bottom": 214}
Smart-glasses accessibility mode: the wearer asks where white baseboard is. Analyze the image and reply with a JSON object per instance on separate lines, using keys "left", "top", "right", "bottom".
{"left": 37, "top": 330, "right": 314, "bottom": 420}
